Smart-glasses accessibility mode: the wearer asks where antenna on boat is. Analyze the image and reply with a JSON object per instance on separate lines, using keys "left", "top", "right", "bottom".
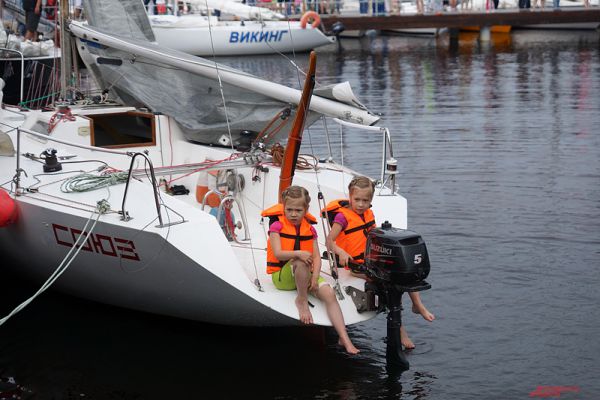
{"left": 277, "top": 51, "right": 316, "bottom": 200}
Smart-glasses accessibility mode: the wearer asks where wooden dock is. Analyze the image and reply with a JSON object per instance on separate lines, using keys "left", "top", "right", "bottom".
{"left": 320, "top": 8, "right": 600, "bottom": 30}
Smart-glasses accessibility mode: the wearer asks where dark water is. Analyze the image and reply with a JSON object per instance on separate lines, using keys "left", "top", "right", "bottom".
{"left": 2, "top": 30, "right": 600, "bottom": 399}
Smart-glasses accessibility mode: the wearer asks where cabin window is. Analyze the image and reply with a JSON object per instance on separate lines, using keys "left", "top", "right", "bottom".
{"left": 89, "top": 111, "right": 155, "bottom": 148}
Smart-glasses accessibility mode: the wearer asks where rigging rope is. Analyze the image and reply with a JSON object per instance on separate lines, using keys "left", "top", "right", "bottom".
{"left": 0, "top": 199, "right": 110, "bottom": 327}
{"left": 202, "top": 0, "right": 262, "bottom": 290}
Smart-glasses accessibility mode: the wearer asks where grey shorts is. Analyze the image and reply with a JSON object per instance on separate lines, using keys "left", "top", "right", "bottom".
{"left": 25, "top": 10, "right": 41, "bottom": 33}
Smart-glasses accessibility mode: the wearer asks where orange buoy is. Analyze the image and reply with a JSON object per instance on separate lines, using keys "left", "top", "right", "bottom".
{"left": 300, "top": 11, "right": 321, "bottom": 29}
{"left": 0, "top": 189, "right": 17, "bottom": 227}
{"left": 195, "top": 169, "right": 221, "bottom": 208}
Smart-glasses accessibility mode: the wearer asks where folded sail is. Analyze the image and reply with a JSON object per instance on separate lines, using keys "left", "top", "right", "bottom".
{"left": 77, "top": 0, "right": 379, "bottom": 145}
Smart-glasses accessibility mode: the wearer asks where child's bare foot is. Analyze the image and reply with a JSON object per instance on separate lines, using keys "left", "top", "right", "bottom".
{"left": 412, "top": 304, "right": 435, "bottom": 322}
{"left": 338, "top": 339, "right": 361, "bottom": 354}
{"left": 400, "top": 326, "right": 415, "bottom": 349}
{"left": 295, "top": 297, "right": 313, "bottom": 324}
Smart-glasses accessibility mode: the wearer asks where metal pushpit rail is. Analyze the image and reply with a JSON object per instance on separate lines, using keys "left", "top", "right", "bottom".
{"left": 332, "top": 118, "right": 398, "bottom": 195}
{"left": 120, "top": 151, "right": 185, "bottom": 228}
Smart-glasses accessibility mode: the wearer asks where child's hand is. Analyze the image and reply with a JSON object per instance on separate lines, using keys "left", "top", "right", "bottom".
{"left": 308, "top": 276, "right": 319, "bottom": 292}
{"left": 296, "top": 250, "right": 313, "bottom": 265}
{"left": 338, "top": 250, "right": 352, "bottom": 267}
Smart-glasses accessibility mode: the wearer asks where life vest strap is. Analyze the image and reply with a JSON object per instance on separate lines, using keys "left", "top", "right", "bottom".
{"left": 267, "top": 261, "right": 285, "bottom": 267}
{"left": 344, "top": 220, "right": 375, "bottom": 235}
{"left": 278, "top": 232, "right": 314, "bottom": 241}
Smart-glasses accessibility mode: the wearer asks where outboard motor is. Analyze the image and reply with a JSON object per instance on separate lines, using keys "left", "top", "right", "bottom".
{"left": 347, "top": 221, "right": 431, "bottom": 372}
{"left": 365, "top": 221, "right": 430, "bottom": 287}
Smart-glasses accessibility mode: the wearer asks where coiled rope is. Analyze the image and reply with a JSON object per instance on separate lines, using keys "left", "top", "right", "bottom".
{"left": 269, "top": 143, "right": 317, "bottom": 170}
{"left": 61, "top": 171, "right": 129, "bottom": 193}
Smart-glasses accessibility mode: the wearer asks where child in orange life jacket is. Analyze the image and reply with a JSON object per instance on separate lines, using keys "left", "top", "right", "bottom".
{"left": 263, "top": 185, "right": 359, "bottom": 355}
{"left": 325, "top": 176, "right": 435, "bottom": 349}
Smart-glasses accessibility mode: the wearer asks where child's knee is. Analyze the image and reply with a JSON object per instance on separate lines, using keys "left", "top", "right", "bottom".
{"left": 319, "top": 285, "right": 336, "bottom": 301}
{"left": 292, "top": 259, "right": 309, "bottom": 271}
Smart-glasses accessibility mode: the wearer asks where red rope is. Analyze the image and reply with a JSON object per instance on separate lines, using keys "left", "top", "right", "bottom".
{"left": 165, "top": 153, "right": 241, "bottom": 185}
{"left": 224, "top": 207, "right": 236, "bottom": 240}
{"left": 47, "top": 107, "right": 76, "bottom": 133}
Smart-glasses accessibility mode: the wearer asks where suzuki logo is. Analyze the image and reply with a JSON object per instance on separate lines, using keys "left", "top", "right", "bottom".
{"left": 370, "top": 243, "right": 392, "bottom": 255}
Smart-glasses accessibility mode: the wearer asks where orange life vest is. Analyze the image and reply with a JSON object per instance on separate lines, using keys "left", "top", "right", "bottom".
{"left": 322, "top": 199, "right": 375, "bottom": 264}
{"left": 262, "top": 204, "right": 317, "bottom": 274}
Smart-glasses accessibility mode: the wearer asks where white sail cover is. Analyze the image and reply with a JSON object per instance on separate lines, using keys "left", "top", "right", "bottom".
{"left": 78, "top": 0, "right": 378, "bottom": 145}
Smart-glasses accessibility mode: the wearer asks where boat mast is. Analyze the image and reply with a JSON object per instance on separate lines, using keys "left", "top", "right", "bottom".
{"left": 278, "top": 51, "right": 316, "bottom": 201}
{"left": 59, "top": 0, "right": 73, "bottom": 100}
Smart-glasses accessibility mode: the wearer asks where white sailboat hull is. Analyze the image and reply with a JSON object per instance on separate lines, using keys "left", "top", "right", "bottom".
{"left": 1, "top": 201, "right": 292, "bottom": 326}
{"left": 150, "top": 17, "right": 336, "bottom": 56}
{"left": 0, "top": 108, "right": 403, "bottom": 327}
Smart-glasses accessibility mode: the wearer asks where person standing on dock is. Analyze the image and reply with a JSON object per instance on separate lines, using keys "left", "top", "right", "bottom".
{"left": 74, "top": 0, "right": 84, "bottom": 20}
{"left": 144, "top": 0, "right": 158, "bottom": 15}
{"left": 532, "top": 0, "right": 546, "bottom": 9}
{"left": 22, "top": 0, "right": 42, "bottom": 41}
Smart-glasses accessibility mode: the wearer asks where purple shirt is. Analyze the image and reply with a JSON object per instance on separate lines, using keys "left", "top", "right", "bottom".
{"left": 333, "top": 212, "right": 366, "bottom": 230}
{"left": 333, "top": 212, "right": 349, "bottom": 230}
{"left": 269, "top": 221, "right": 318, "bottom": 239}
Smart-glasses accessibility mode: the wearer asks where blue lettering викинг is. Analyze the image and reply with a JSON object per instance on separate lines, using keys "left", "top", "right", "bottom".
{"left": 229, "top": 30, "right": 289, "bottom": 43}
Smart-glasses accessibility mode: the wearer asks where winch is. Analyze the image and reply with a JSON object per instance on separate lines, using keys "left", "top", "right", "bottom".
{"left": 40, "top": 148, "right": 62, "bottom": 173}
{"left": 346, "top": 221, "right": 431, "bottom": 372}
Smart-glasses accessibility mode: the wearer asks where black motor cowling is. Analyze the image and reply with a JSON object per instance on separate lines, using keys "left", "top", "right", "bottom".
{"left": 364, "top": 221, "right": 430, "bottom": 287}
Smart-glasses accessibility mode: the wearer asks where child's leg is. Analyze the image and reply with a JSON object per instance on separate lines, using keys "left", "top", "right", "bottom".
{"left": 293, "top": 260, "right": 313, "bottom": 324}
{"left": 409, "top": 292, "right": 435, "bottom": 322}
{"left": 400, "top": 292, "right": 433, "bottom": 349}
{"left": 316, "top": 284, "right": 360, "bottom": 354}
{"left": 401, "top": 325, "right": 415, "bottom": 349}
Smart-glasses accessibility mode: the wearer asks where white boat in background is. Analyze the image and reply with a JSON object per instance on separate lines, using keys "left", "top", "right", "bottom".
{"left": 0, "top": 31, "right": 61, "bottom": 109}
{"left": 149, "top": 14, "right": 336, "bottom": 56}
{"left": 518, "top": 21, "right": 600, "bottom": 30}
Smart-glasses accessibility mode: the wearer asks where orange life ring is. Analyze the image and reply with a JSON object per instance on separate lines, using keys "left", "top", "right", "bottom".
{"left": 195, "top": 169, "right": 221, "bottom": 208}
{"left": 300, "top": 11, "right": 321, "bottom": 29}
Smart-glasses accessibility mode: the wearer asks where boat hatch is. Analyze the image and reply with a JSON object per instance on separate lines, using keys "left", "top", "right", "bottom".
{"left": 89, "top": 111, "right": 156, "bottom": 148}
